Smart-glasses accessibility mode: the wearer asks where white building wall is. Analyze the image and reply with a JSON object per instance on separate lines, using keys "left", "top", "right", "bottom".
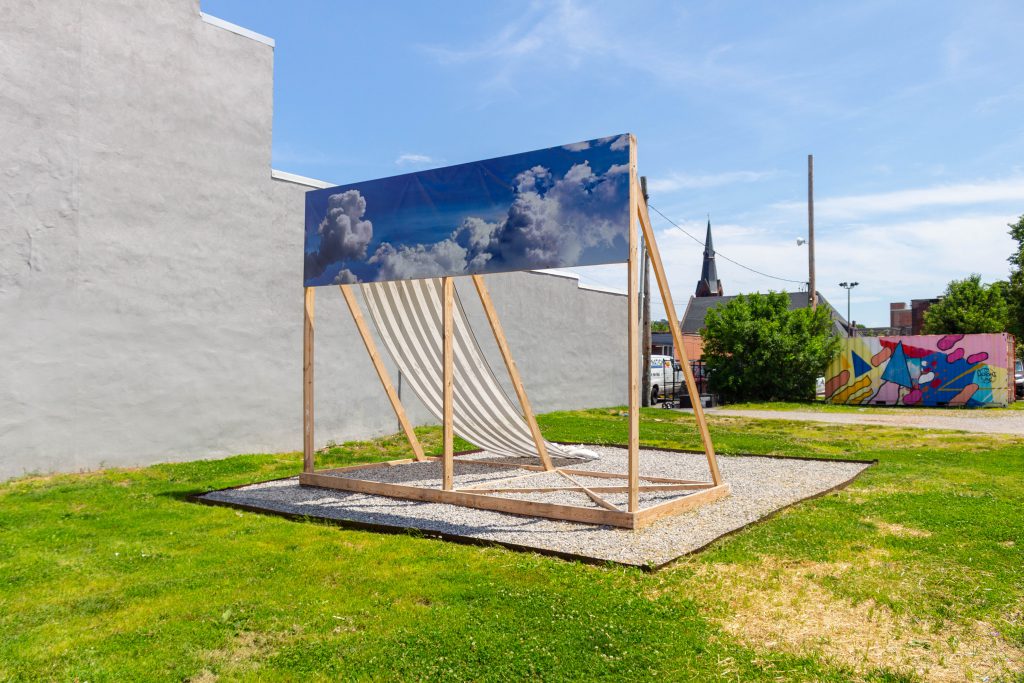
{"left": 0, "top": 0, "right": 626, "bottom": 480}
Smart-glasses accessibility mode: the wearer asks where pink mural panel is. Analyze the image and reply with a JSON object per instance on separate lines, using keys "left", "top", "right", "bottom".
{"left": 824, "top": 333, "right": 1014, "bottom": 408}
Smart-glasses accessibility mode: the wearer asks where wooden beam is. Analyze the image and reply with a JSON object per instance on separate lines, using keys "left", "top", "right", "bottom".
{"left": 303, "top": 287, "right": 315, "bottom": 474}
{"left": 626, "top": 134, "right": 641, "bottom": 511}
{"left": 318, "top": 457, "right": 438, "bottom": 475}
{"left": 557, "top": 470, "right": 620, "bottom": 512}
{"left": 636, "top": 187, "right": 723, "bottom": 486}
{"left": 633, "top": 483, "right": 731, "bottom": 528}
{"left": 339, "top": 285, "right": 426, "bottom": 461}
{"left": 300, "top": 471, "right": 634, "bottom": 528}
{"left": 457, "top": 469, "right": 551, "bottom": 491}
{"left": 471, "top": 275, "right": 555, "bottom": 471}
{"left": 459, "top": 459, "right": 707, "bottom": 484}
{"left": 442, "top": 277, "right": 455, "bottom": 490}
{"left": 454, "top": 483, "right": 713, "bottom": 495}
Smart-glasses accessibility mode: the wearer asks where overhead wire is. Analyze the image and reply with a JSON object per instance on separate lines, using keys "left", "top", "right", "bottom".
{"left": 647, "top": 204, "right": 808, "bottom": 287}
{"left": 565, "top": 202, "right": 808, "bottom": 314}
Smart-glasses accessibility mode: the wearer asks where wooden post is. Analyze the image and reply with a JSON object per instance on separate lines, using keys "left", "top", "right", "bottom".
{"left": 339, "top": 285, "right": 426, "bottom": 461}
{"left": 471, "top": 275, "right": 555, "bottom": 471}
{"left": 303, "top": 287, "right": 315, "bottom": 473}
{"left": 640, "top": 176, "right": 652, "bottom": 408}
{"left": 808, "top": 154, "right": 817, "bottom": 309}
{"left": 627, "top": 135, "right": 641, "bottom": 512}
{"left": 442, "top": 277, "right": 455, "bottom": 490}
{"left": 636, "top": 186, "right": 723, "bottom": 486}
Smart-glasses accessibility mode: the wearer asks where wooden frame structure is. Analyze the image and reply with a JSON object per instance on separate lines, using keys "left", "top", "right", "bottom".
{"left": 298, "top": 135, "right": 728, "bottom": 529}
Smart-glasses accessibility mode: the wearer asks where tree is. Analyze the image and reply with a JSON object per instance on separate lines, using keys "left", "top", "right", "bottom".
{"left": 922, "top": 274, "right": 1008, "bottom": 335}
{"left": 650, "top": 319, "right": 670, "bottom": 332}
{"left": 702, "top": 292, "right": 840, "bottom": 402}
{"left": 1005, "top": 214, "right": 1024, "bottom": 347}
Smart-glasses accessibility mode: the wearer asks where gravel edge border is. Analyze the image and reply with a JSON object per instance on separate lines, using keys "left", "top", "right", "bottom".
{"left": 188, "top": 447, "right": 876, "bottom": 571}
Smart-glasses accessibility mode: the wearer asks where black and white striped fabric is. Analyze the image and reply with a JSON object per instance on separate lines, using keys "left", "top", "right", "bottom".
{"left": 360, "top": 278, "right": 595, "bottom": 461}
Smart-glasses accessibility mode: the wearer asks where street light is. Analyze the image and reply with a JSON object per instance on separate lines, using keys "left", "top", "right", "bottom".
{"left": 839, "top": 281, "right": 859, "bottom": 335}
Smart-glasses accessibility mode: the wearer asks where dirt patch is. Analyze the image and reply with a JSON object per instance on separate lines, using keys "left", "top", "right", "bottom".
{"left": 863, "top": 518, "right": 933, "bottom": 538}
{"left": 695, "top": 557, "right": 1023, "bottom": 681}
{"left": 196, "top": 631, "right": 281, "bottom": 679}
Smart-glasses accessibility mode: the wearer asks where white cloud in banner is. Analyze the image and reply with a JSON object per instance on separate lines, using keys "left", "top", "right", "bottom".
{"left": 562, "top": 141, "right": 590, "bottom": 151}
{"left": 497, "top": 160, "right": 628, "bottom": 268}
{"left": 333, "top": 268, "right": 359, "bottom": 284}
{"left": 306, "top": 189, "right": 374, "bottom": 278}
{"left": 609, "top": 134, "right": 629, "bottom": 151}
{"left": 362, "top": 159, "right": 629, "bottom": 279}
{"left": 370, "top": 241, "right": 470, "bottom": 280}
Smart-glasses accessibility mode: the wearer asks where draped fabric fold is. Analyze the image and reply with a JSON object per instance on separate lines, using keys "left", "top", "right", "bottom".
{"left": 360, "top": 278, "right": 595, "bottom": 461}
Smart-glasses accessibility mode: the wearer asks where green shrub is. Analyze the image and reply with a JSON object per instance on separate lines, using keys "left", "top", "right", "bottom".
{"left": 702, "top": 292, "right": 839, "bottom": 402}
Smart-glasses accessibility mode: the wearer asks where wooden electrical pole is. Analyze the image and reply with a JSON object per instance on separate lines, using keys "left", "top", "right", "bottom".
{"left": 640, "top": 176, "right": 652, "bottom": 407}
{"left": 808, "top": 154, "right": 817, "bottom": 309}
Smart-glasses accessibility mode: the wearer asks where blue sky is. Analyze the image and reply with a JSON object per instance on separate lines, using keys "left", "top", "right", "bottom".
{"left": 204, "top": 0, "right": 1024, "bottom": 325}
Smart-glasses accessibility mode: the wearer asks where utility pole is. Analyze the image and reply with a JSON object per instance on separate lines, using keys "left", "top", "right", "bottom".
{"left": 808, "top": 154, "right": 817, "bottom": 309}
{"left": 640, "top": 176, "right": 652, "bottom": 407}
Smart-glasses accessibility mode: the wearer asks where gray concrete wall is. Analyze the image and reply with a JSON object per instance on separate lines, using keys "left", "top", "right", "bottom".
{"left": 0, "top": 0, "right": 626, "bottom": 480}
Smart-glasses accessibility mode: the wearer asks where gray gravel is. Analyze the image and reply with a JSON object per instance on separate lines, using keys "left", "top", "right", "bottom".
{"left": 704, "top": 407, "right": 1024, "bottom": 435}
{"left": 200, "top": 447, "right": 871, "bottom": 567}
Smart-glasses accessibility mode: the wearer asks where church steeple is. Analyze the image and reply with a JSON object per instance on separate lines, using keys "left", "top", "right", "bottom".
{"left": 695, "top": 219, "right": 724, "bottom": 297}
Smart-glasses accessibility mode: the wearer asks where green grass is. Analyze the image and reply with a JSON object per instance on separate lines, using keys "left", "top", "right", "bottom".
{"left": 1, "top": 409, "right": 1023, "bottom": 681}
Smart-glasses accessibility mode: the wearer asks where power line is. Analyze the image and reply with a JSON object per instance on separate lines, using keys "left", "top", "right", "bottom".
{"left": 647, "top": 204, "right": 808, "bottom": 287}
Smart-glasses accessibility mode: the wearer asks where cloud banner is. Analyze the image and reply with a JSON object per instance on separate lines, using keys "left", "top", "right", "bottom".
{"left": 303, "top": 134, "right": 632, "bottom": 285}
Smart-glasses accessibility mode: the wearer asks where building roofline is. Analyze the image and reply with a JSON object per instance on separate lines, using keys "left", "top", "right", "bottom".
{"left": 528, "top": 269, "right": 626, "bottom": 296}
{"left": 680, "top": 295, "right": 695, "bottom": 330}
{"left": 200, "top": 12, "right": 275, "bottom": 48}
{"left": 271, "top": 169, "right": 335, "bottom": 189}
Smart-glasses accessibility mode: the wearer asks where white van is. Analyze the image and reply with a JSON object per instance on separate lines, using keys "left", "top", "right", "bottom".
{"left": 649, "top": 354, "right": 684, "bottom": 404}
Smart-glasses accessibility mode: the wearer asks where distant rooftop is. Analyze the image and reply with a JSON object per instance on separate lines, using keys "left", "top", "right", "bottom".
{"left": 679, "top": 291, "right": 849, "bottom": 337}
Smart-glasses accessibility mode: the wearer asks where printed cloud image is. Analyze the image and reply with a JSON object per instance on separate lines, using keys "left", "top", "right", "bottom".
{"left": 303, "top": 134, "right": 631, "bottom": 285}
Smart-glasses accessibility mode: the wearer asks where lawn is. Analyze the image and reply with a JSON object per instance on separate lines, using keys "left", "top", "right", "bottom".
{"left": 1, "top": 409, "right": 1022, "bottom": 682}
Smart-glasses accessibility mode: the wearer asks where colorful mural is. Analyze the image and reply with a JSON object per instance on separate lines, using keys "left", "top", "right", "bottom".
{"left": 825, "top": 333, "right": 1014, "bottom": 408}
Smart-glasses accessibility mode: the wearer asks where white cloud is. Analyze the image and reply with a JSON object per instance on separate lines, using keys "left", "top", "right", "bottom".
{"left": 609, "top": 134, "right": 629, "bottom": 151}
{"left": 647, "top": 170, "right": 775, "bottom": 193}
{"left": 363, "top": 160, "right": 630, "bottom": 279}
{"left": 305, "top": 190, "right": 373, "bottom": 279}
{"left": 333, "top": 268, "right": 359, "bottom": 284}
{"left": 369, "top": 241, "right": 469, "bottom": 280}
{"left": 498, "top": 160, "right": 628, "bottom": 268}
{"left": 562, "top": 141, "right": 590, "bottom": 151}
{"left": 395, "top": 153, "right": 437, "bottom": 168}
{"left": 640, "top": 212, "right": 1016, "bottom": 326}
{"left": 773, "top": 177, "right": 1024, "bottom": 220}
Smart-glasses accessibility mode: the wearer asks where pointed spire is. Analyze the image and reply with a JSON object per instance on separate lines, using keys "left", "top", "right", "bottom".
{"left": 695, "top": 218, "right": 724, "bottom": 297}
{"left": 703, "top": 219, "right": 715, "bottom": 257}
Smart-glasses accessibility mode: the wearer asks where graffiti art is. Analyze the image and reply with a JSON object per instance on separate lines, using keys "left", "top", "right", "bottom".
{"left": 824, "top": 333, "right": 1013, "bottom": 407}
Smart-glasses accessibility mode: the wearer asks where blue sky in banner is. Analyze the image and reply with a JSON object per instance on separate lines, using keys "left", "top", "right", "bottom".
{"left": 205, "top": 1, "right": 1024, "bottom": 324}
{"left": 303, "top": 135, "right": 630, "bottom": 285}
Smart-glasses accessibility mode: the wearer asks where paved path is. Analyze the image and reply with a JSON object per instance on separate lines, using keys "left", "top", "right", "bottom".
{"left": 702, "top": 408, "right": 1024, "bottom": 436}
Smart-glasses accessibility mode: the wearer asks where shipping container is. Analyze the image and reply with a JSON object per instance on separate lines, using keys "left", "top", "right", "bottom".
{"left": 824, "top": 333, "right": 1015, "bottom": 407}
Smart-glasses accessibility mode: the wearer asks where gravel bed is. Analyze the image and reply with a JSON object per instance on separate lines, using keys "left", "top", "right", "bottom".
{"left": 200, "top": 446, "right": 871, "bottom": 567}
